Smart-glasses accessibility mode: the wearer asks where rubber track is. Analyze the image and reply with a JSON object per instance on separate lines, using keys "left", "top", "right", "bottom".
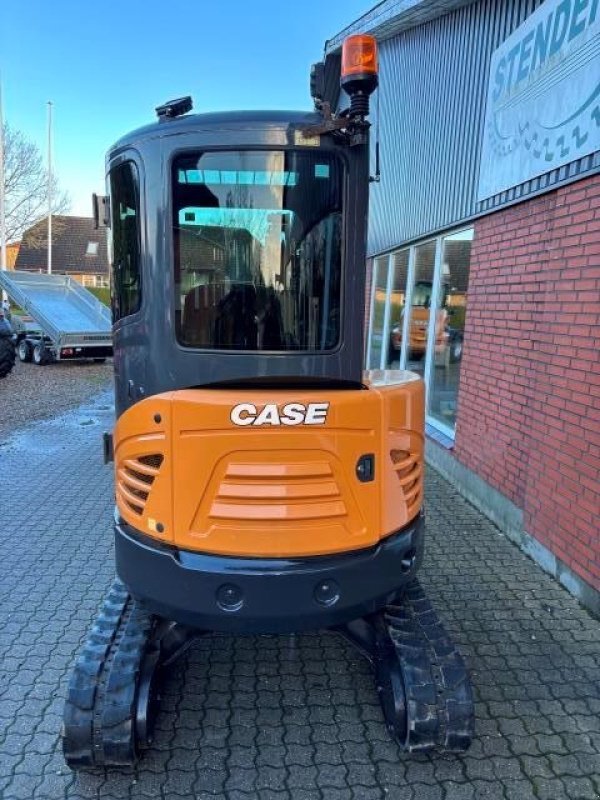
{"left": 63, "top": 579, "right": 155, "bottom": 768}
{"left": 385, "top": 579, "right": 474, "bottom": 752}
{"left": 0, "top": 337, "right": 15, "bottom": 379}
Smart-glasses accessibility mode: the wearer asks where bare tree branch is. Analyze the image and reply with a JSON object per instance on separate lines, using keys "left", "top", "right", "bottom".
{"left": 3, "top": 123, "right": 71, "bottom": 243}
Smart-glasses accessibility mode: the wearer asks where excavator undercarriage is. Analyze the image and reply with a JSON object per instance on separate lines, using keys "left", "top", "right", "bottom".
{"left": 63, "top": 578, "right": 473, "bottom": 767}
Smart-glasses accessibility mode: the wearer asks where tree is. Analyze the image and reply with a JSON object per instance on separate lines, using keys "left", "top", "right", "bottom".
{"left": 2, "top": 123, "right": 70, "bottom": 244}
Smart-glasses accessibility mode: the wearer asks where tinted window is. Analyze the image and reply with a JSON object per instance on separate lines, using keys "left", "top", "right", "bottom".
{"left": 110, "top": 162, "right": 141, "bottom": 321}
{"left": 172, "top": 150, "right": 342, "bottom": 351}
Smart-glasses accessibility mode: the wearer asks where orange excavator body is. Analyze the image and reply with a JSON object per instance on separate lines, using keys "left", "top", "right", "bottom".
{"left": 114, "top": 371, "right": 424, "bottom": 559}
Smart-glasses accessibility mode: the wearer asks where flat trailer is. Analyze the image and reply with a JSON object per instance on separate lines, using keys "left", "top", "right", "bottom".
{"left": 0, "top": 271, "right": 112, "bottom": 366}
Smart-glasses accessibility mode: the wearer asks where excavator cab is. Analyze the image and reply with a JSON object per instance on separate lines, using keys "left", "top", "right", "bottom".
{"left": 63, "top": 35, "right": 474, "bottom": 770}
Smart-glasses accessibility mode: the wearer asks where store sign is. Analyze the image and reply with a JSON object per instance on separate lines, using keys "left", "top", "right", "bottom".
{"left": 478, "top": 0, "right": 600, "bottom": 201}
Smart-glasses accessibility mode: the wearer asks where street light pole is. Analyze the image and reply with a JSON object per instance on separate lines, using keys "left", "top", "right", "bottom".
{"left": 47, "top": 100, "right": 53, "bottom": 275}
{"left": 0, "top": 77, "right": 7, "bottom": 304}
{"left": 0, "top": 78, "right": 7, "bottom": 273}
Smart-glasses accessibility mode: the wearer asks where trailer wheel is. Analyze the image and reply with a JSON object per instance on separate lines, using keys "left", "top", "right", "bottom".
{"left": 18, "top": 339, "right": 33, "bottom": 363}
{"left": 0, "top": 337, "right": 16, "bottom": 378}
{"left": 33, "top": 343, "right": 52, "bottom": 366}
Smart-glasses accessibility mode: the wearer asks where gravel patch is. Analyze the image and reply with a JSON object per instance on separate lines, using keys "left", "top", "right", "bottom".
{"left": 0, "top": 358, "right": 113, "bottom": 436}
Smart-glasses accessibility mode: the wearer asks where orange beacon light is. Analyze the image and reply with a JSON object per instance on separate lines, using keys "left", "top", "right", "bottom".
{"left": 341, "top": 34, "right": 378, "bottom": 78}
{"left": 340, "top": 35, "right": 378, "bottom": 117}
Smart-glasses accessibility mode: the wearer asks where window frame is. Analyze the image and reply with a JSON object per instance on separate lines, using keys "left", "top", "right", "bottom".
{"left": 108, "top": 159, "right": 143, "bottom": 324}
{"left": 168, "top": 145, "right": 349, "bottom": 356}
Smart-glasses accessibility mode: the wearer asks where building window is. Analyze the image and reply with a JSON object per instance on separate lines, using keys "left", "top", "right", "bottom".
{"left": 426, "top": 228, "right": 473, "bottom": 434}
{"left": 86, "top": 241, "right": 99, "bottom": 256}
{"left": 404, "top": 240, "right": 437, "bottom": 378}
{"left": 366, "top": 255, "right": 390, "bottom": 369}
{"left": 382, "top": 249, "right": 408, "bottom": 367}
{"left": 366, "top": 226, "right": 473, "bottom": 438}
{"left": 109, "top": 161, "right": 141, "bottom": 321}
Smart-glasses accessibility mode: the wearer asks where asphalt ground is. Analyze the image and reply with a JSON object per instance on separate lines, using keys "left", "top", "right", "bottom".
{"left": 1, "top": 390, "right": 599, "bottom": 800}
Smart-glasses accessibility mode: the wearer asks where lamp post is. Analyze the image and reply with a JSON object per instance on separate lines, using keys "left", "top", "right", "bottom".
{"left": 0, "top": 77, "right": 7, "bottom": 304}
{"left": 0, "top": 78, "right": 7, "bottom": 272}
{"left": 47, "top": 100, "right": 53, "bottom": 275}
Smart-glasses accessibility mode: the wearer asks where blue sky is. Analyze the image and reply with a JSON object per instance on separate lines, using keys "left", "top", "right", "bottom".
{"left": 1, "top": 0, "right": 371, "bottom": 216}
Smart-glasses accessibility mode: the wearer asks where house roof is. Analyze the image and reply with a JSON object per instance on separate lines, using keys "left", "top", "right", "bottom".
{"left": 325, "top": 0, "right": 478, "bottom": 53}
{"left": 15, "top": 215, "right": 109, "bottom": 276}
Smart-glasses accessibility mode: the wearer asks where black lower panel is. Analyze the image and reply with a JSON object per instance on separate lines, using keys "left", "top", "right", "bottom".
{"left": 115, "top": 514, "right": 425, "bottom": 634}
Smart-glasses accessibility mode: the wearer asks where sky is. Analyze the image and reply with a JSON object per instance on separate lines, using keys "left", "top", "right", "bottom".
{"left": 1, "top": 0, "right": 372, "bottom": 216}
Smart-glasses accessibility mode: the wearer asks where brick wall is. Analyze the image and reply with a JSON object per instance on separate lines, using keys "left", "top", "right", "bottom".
{"left": 455, "top": 174, "right": 600, "bottom": 592}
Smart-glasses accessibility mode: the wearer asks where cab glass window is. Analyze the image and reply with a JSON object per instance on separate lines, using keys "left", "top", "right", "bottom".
{"left": 109, "top": 162, "right": 141, "bottom": 321}
{"left": 172, "top": 150, "right": 343, "bottom": 351}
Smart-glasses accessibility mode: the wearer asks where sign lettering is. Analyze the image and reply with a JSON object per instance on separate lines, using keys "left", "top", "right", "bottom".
{"left": 230, "top": 402, "right": 330, "bottom": 427}
{"left": 478, "top": 0, "right": 600, "bottom": 201}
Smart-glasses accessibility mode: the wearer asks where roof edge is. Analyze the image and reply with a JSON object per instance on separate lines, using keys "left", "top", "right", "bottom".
{"left": 325, "top": 0, "right": 478, "bottom": 54}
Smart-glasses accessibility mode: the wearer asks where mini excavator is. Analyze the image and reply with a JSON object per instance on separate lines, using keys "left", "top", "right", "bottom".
{"left": 63, "top": 35, "right": 474, "bottom": 768}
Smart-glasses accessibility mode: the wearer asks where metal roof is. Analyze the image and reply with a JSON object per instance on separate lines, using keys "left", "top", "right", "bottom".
{"left": 325, "top": 0, "right": 479, "bottom": 53}
{"left": 109, "top": 110, "right": 321, "bottom": 155}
